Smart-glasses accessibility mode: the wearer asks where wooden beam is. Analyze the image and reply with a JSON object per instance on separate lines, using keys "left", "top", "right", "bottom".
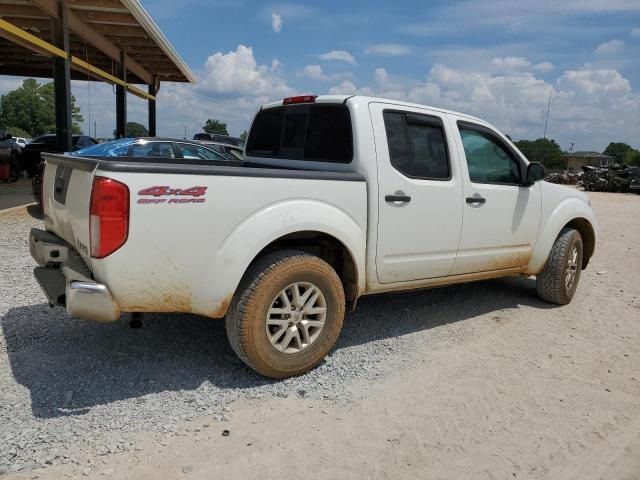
{"left": 30, "top": 0, "right": 153, "bottom": 85}
{"left": 75, "top": 11, "right": 139, "bottom": 26}
{"left": 89, "top": 23, "right": 150, "bottom": 38}
{"left": 0, "top": 4, "right": 49, "bottom": 18}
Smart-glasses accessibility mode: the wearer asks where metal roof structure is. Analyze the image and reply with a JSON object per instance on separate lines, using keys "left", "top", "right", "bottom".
{"left": 0, "top": 0, "right": 196, "bottom": 144}
{"left": 0, "top": 0, "right": 195, "bottom": 88}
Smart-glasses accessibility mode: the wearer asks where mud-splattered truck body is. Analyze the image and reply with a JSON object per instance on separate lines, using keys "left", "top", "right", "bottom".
{"left": 30, "top": 95, "right": 597, "bottom": 377}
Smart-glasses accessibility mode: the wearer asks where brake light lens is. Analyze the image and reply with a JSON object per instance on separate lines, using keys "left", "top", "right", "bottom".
{"left": 283, "top": 95, "right": 317, "bottom": 105}
{"left": 90, "top": 177, "right": 129, "bottom": 258}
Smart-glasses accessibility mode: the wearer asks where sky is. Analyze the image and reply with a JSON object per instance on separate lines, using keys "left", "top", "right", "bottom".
{"left": 1, "top": 0, "right": 639, "bottom": 151}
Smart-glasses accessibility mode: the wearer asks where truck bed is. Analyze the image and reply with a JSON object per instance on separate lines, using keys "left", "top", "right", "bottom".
{"left": 39, "top": 153, "right": 367, "bottom": 319}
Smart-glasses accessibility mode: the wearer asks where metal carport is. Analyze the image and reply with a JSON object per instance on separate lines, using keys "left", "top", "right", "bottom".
{"left": 0, "top": 0, "right": 196, "bottom": 150}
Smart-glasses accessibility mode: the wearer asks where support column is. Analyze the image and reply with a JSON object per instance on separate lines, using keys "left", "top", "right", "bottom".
{"left": 115, "top": 51, "right": 127, "bottom": 138}
{"left": 148, "top": 78, "right": 156, "bottom": 137}
{"left": 51, "top": 0, "right": 72, "bottom": 152}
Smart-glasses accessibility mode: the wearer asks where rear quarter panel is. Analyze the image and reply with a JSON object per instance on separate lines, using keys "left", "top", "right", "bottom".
{"left": 90, "top": 170, "right": 367, "bottom": 318}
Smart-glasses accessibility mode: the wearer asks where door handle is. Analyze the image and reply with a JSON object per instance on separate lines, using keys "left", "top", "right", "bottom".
{"left": 466, "top": 196, "right": 486, "bottom": 204}
{"left": 385, "top": 194, "right": 411, "bottom": 204}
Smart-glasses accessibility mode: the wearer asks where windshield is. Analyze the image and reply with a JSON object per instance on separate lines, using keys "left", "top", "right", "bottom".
{"left": 71, "top": 138, "right": 134, "bottom": 157}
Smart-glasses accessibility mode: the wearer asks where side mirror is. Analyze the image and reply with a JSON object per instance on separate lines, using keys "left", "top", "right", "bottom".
{"left": 526, "top": 162, "right": 546, "bottom": 185}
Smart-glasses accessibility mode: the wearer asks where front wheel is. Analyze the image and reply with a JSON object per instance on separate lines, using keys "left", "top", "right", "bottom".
{"left": 226, "top": 251, "right": 345, "bottom": 378}
{"left": 536, "top": 228, "right": 583, "bottom": 305}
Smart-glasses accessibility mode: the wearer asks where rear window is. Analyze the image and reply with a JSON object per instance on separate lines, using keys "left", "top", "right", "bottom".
{"left": 246, "top": 104, "right": 352, "bottom": 163}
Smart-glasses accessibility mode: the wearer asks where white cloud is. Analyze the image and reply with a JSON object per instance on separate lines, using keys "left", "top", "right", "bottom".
{"left": 533, "top": 62, "right": 554, "bottom": 72}
{"left": 631, "top": 27, "right": 640, "bottom": 37}
{"left": 365, "top": 44, "right": 411, "bottom": 56}
{"left": 318, "top": 50, "right": 357, "bottom": 65}
{"left": 301, "top": 65, "right": 327, "bottom": 81}
{"left": 595, "top": 39, "right": 624, "bottom": 55}
{"left": 490, "top": 56, "right": 532, "bottom": 70}
{"left": 327, "top": 64, "right": 640, "bottom": 150}
{"left": 374, "top": 68, "right": 390, "bottom": 85}
{"left": 200, "top": 45, "right": 292, "bottom": 97}
{"left": 271, "top": 12, "right": 282, "bottom": 33}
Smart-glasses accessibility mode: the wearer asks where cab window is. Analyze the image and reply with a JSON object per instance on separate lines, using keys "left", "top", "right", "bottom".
{"left": 383, "top": 111, "right": 450, "bottom": 180}
{"left": 458, "top": 124, "right": 521, "bottom": 184}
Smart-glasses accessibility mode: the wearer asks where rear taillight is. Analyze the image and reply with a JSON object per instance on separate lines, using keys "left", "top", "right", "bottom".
{"left": 90, "top": 177, "right": 129, "bottom": 258}
{"left": 283, "top": 95, "right": 317, "bottom": 105}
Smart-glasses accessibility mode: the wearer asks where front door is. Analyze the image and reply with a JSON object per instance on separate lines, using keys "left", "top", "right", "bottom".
{"left": 371, "top": 103, "right": 464, "bottom": 283}
{"left": 449, "top": 117, "right": 541, "bottom": 275}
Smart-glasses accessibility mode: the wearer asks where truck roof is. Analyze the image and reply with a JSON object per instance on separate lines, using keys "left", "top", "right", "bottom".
{"left": 261, "top": 95, "right": 486, "bottom": 125}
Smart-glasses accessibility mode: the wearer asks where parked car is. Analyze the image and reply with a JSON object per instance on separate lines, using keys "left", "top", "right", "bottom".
{"left": 70, "top": 137, "right": 235, "bottom": 161}
{"left": 0, "top": 131, "right": 21, "bottom": 183}
{"left": 22, "top": 134, "right": 97, "bottom": 177}
{"left": 196, "top": 140, "right": 244, "bottom": 161}
{"left": 610, "top": 166, "right": 640, "bottom": 193}
{"left": 193, "top": 133, "right": 244, "bottom": 146}
{"left": 12, "top": 137, "right": 29, "bottom": 148}
{"left": 32, "top": 137, "right": 236, "bottom": 207}
{"left": 630, "top": 177, "right": 640, "bottom": 194}
{"left": 30, "top": 95, "right": 597, "bottom": 378}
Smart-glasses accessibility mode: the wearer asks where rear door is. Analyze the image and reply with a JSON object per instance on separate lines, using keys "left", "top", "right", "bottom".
{"left": 449, "top": 117, "right": 541, "bottom": 275}
{"left": 370, "top": 102, "right": 464, "bottom": 283}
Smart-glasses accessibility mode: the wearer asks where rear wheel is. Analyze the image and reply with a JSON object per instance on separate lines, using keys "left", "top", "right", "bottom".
{"left": 226, "top": 251, "right": 345, "bottom": 378}
{"left": 536, "top": 228, "right": 583, "bottom": 305}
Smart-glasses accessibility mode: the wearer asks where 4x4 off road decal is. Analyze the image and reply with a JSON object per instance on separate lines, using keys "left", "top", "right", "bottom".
{"left": 137, "top": 186, "right": 207, "bottom": 204}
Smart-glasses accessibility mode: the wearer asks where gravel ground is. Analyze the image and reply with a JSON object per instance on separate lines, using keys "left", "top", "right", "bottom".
{"left": 1, "top": 192, "right": 639, "bottom": 478}
{"left": 0, "top": 206, "right": 453, "bottom": 474}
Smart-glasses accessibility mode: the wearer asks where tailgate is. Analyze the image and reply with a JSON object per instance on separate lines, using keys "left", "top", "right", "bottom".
{"left": 41, "top": 153, "right": 98, "bottom": 269}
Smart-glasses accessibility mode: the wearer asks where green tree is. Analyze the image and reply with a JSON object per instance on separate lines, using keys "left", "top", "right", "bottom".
{"left": 514, "top": 138, "right": 566, "bottom": 169}
{"left": 603, "top": 142, "right": 634, "bottom": 164}
{"left": 113, "top": 121, "right": 148, "bottom": 138}
{"left": 0, "top": 79, "right": 83, "bottom": 136}
{"left": 624, "top": 149, "right": 640, "bottom": 166}
{"left": 203, "top": 118, "right": 229, "bottom": 135}
{"left": 7, "top": 126, "right": 30, "bottom": 138}
{"left": 239, "top": 130, "right": 248, "bottom": 141}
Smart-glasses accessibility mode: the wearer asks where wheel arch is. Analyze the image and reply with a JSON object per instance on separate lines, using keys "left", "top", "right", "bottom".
{"left": 564, "top": 217, "right": 595, "bottom": 269}
{"left": 247, "top": 231, "right": 361, "bottom": 307}
{"left": 528, "top": 198, "right": 597, "bottom": 274}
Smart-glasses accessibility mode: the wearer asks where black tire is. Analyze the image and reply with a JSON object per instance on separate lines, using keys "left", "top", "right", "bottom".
{"left": 536, "top": 228, "right": 583, "bottom": 305}
{"left": 226, "top": 250, "right": 345, "bottom": 378}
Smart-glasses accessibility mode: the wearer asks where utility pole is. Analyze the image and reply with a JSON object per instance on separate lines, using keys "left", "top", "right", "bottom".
{"left": 543, "top": 89, "right": 552, "bottom": 139}
{"left": 94, "top": 121, "right": 97, "bottom": 139}
{"left": 184, "top": 126, "right": 187, "bottom": 139}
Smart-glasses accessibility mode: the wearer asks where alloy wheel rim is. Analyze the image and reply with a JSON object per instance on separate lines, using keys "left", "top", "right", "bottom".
{"left": 265, "top": 282, "right": 327, "bottom": 354}
{"left": 565, "top": 245, "right": 579, "bottom": 291}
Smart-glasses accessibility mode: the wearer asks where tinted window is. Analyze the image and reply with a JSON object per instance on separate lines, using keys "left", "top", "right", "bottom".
{"left": 306, "top": 105, "right": 351, "bottom": 162}
{"left": 71, "top": 138, "right": 133, "bottom": 157}
{"left": 458, "top": 125, "right": 521, "bottom": 184}
{"left": 246, "top": 104, "right": 352, "bottom": 163}
{"left": 193, "top": 133, "right": 211, "bottom": 141}
{"left": 131, "top": 141, "right": 175, "bottom": 158}
{"left": 383, "top": 111, "right": 450, "bottom": 179}
{"left": 178, "top": 143, "right": 224, "bottom": 160}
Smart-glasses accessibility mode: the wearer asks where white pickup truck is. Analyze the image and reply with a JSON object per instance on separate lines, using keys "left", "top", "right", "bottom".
{"left": 30, "top": 95, "right": 597, "bottom": 378}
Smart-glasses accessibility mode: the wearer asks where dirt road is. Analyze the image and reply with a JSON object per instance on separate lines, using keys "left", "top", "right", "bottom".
{"left": 5, "top": 192, "right": 640, "bottom": 479}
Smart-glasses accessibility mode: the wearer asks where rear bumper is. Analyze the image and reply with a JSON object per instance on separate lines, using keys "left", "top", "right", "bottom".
{"left": 30, "top": 228, "right": 120, "bottom": 322}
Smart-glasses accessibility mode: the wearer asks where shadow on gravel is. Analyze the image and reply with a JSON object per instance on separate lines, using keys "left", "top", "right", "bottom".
{"left": 1, "top": 276, "right": 554, "bottom": 418}
{"left": 26, "top": 204, "right": 43, "bottom": 220}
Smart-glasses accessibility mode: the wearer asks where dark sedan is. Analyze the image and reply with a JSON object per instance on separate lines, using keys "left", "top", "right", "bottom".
{"left": 21, "top": 134, "right": 97, "bottom": 177}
